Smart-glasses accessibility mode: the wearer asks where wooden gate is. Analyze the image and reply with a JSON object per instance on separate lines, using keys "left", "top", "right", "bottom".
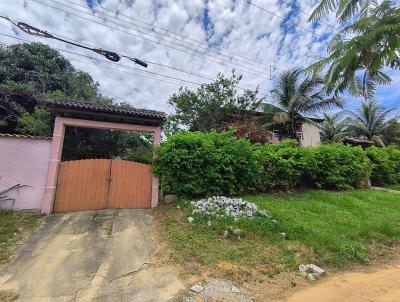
{"left": 54, "top": 159, "right": 152, "bottom": 212}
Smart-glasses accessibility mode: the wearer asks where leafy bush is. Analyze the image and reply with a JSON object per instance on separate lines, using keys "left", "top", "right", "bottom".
{"left": 304, "top": 144, "right": 371, "bottom": 189}
{"left": 366, "top": 146, "right": 399, "bottom": 185}
{"left": 154, "top": 132, "right": 385, "bottom": 196}
{"left": 256, "top": 140, "right": 308, "bottom": 189}
{"left": 153, "top": 131, "right": 259, "bottom": 196}
{"left": 386, "top": 146, "right": 400, "bottom": 182}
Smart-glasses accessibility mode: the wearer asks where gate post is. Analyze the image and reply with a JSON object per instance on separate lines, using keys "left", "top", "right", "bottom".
{"left": 151, "top": 127, "right": 161, "bottom": 208}
{"left": 41, "top": 116, "right": 65, "bottom": 214}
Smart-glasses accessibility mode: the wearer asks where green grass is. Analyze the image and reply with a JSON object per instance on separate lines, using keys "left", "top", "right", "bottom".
{"left": 155, "top": 189, "right": 400, "bottom": 275}
{"left": 0, "top": 211, "right": 41, "bottom": 264}
{"left": 383, "top": 184, "right": 400, "bottom": 191}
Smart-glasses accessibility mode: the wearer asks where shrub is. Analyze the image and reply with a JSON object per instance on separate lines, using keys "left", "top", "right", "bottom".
{"left": 154, "top": 132, "right": 382, "bottom": 196}
{"left": 152, "top": 131, "right": 259, "bottom": 196}
{"left": 256, "top": 140, "right": 308, "bottom": 190}
{"left": 366, "top": 146, "right": 399, "bottom": 185}
{"left": 304, "top": 144, "right": 371, "bottom": 189}
{"left": 383, "top": 146, "right": 400, "bottom": 183}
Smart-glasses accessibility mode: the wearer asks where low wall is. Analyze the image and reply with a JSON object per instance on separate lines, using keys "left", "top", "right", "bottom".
{"left": 0, "top": 134, "right": 51, "bottom": 210}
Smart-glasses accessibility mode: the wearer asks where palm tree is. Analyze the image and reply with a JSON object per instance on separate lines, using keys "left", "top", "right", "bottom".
{"left": 310, "top": 0, "right": 376, "bottom": 24}
{"left": 268, "top": 68, "right": 343, "bottom": 139}
{"left": 344, "top": 100, "right": 400, "bottom": 146}
{"left": 308, "top": 1, "right": 400, "bottom": 97}
{"left": 320, "top": 112, "right": 348, "bottom": 142}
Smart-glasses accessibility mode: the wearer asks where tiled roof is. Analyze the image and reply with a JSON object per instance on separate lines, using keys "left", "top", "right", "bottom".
{"left": 0, "top": 133, "right": 51, "bottom": 140}
{"left": 42, "top": 99, "right": 166, "bottom": 120}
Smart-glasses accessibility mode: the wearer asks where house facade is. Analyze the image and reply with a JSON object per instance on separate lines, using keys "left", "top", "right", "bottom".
{"left": 271, "top": 122, "right": 321, "bottom": 147}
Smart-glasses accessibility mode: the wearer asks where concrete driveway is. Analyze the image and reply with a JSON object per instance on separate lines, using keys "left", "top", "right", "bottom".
{"left": 0, "top": 210, "right": 183, "bottom": 301}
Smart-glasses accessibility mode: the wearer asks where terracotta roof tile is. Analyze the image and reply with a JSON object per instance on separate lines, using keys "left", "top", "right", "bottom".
{"left": 0, "top": 133, "right": 51, "bottom": 140}
{"left": 42, "top": 99, "right": 166, "bottom": 120}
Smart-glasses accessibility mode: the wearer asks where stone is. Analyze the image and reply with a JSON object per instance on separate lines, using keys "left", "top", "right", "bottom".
{"left": 191, "top": 283, "right": 204, "bottom": 293}
{"left": 308, "top": 264, "right": 325, "bottom": 275}
{"left": 207, "top": 221, "right": 212, "bottom": 227}
{"left": 187, "top": 217, "right": 194, "bottom": 224}
{"left": 299, "top": 264, "right": 325, "bottom": 281}
{"left": 164, "top": 194, "right": 177, "bottom": 205}
{"left": 231, "top": 286, "right": 241, "bottom": 293}
{"left": 223, "top": 230, "right": 229, "bottom": 238}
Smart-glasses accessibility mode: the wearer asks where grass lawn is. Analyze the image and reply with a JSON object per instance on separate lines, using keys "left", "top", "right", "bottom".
{"left": 154, "top": 189, "right": 400, "bottom": 277}
{"left": 0, "top": 211, "right": 41, "bottom": 265}
{"left": 383, "top": 184, "right": 400, "bottom": 191}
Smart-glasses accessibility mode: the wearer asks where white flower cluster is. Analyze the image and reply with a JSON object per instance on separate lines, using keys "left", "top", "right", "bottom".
{"left": 191, "top": 196, "right": 270, "bottom": 219}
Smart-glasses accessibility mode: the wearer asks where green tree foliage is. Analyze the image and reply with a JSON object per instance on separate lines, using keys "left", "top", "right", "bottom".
{"left": 0, "top": 42, "right": 111, "bottom": 135}
{"left": 62, "top": 129, "right": 153, "bottom": 163}
{"left": 17, "top": 107, "right": 51, "bottom": 136}
{"left": 344, "top": 100, "right": 400, "bottom": 146}
{"left": 0, "top": 42, "right": 152, "bottom": 161}
{"left": 168, "top": 71, "right": 262, "bottom": 132}
{"left": 309, "top": 0, "right": 400, "bottom": 97}
{"left": 320, "top": 112, "right": 348, "bottom": 143}
{"left": 268, "top": 68, "right": 343, "bottom": 139}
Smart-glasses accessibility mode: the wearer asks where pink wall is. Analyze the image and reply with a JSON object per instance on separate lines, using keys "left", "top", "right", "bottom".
{"left": 0, "top": 136, "right": 51, "bottom": 210}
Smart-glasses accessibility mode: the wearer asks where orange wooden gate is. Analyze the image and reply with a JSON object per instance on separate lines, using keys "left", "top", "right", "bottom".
{"left": 54, "top": 159, "right": 152, "bottom": 212}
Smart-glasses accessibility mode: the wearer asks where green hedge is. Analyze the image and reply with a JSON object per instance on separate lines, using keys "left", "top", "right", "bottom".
{"left": 305, "top": 144, "right": 371, "bottom": 190}
{"left": 152, "top": 131, "right": 259, "bottom": 196}
{"left": 153, "top": 131, "right": 398, "bottom": 196}
{"left": 366, "top": 146, "right": 400, "bottom": 185}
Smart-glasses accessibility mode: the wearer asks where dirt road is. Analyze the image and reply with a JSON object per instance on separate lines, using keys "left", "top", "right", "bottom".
{"left": 285, "top": 262, "right": 400, "bottom": 302}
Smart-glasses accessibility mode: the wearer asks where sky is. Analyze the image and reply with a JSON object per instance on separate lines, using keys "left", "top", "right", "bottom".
{"left": 0, "top": 0, "right": 399, "bottom": 115}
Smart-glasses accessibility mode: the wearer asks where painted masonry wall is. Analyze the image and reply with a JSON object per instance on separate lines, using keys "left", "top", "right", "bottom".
{"left": 301, "top": 123, "right": 321, "bottom": 147}
{"left": 0, "top": 136, "right": 51, "bottom": 210}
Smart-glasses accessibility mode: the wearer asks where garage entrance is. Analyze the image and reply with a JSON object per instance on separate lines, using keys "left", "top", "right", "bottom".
{"left": 54, "top": 159, "right": 152, "bottom": 212}
{"left": 41, "top": 100, "right": 165, "bottom": 214}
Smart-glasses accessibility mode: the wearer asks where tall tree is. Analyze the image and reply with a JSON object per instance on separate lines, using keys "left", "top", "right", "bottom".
{"left": 308, "top": 0, "right": 400, "bottom": 97}
{"left": 320, "top": 112, "right": 348, "bottom": 142}
{"left": 0, "top": 42, "right": 111, "bottom": 136}
{"left": 343, "top": 100, "right": 400, "bottom": 146}
{"left": 169, "top": 71, "right": 262, "bottom": 132}
{"left": 269, "top": 68, "right": 343, "bottom": 139}
{"left": 0, "top": 42, "right": 153, "bottom": 161}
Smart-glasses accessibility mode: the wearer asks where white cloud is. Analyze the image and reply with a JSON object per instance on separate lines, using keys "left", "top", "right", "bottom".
{"left": 0, "top": 0, "right": 398, "bottom": 114}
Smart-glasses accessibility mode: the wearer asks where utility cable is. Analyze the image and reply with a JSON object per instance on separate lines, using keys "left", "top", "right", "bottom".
{"left": 50, "top": 0, "right": 275, "bottom": 72}
{"left": 30, "top": 0, "right": 274, "bottom": 80}
{"left": 0, "top": 15, "right": 147, "bottom": 67}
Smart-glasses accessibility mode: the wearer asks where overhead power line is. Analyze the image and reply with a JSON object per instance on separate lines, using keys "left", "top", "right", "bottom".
{"left": 0, "top": 15, "right": 148, "bottom": 67}
{"left": 0, "top": 33, "right": 205, "bottom": 87}
{"left": 241, "top": 0, "right": 322, "bottom": 37}
{"left": 0, "top": 16, "right": 251, "bottom": 84}
{"left": 56, "top": 0, "right": 275, "bottom": 72}
{"left": 30, "top": 0, "right": 274, "bottom": 80}
{"left": 0, "top": 33, "right": 260, "bottom": 93}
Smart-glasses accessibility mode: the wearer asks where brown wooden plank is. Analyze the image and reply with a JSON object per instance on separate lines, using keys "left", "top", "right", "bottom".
{"left": 54, "top": 159, "right": 109, "bottom": 212}
{"left": 109, "top": 160, "right": 151, "bottom": 208}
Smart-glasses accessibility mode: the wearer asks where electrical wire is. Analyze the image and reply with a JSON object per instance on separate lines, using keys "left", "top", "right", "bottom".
{"left": 51, "top": 0, "right": 275, "bottom": 72}
{"left": 1, "top": 16, "right": 263, "bottom": 87}
{"left": 0, "top": 33, "right": 204, "bottom": 87}
{"left": 30, "top": 0, "right": 274, "bottom": 80}
{"left": 241, "top": 0, "right": 322, "bottom": 37}
{"left": 0, "top": 15, "right": 148, "bottom": 67}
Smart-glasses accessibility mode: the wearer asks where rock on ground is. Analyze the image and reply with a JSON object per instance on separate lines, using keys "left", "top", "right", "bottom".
{"left": 181, "top": 278, "right": 253, "bottom": 302}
